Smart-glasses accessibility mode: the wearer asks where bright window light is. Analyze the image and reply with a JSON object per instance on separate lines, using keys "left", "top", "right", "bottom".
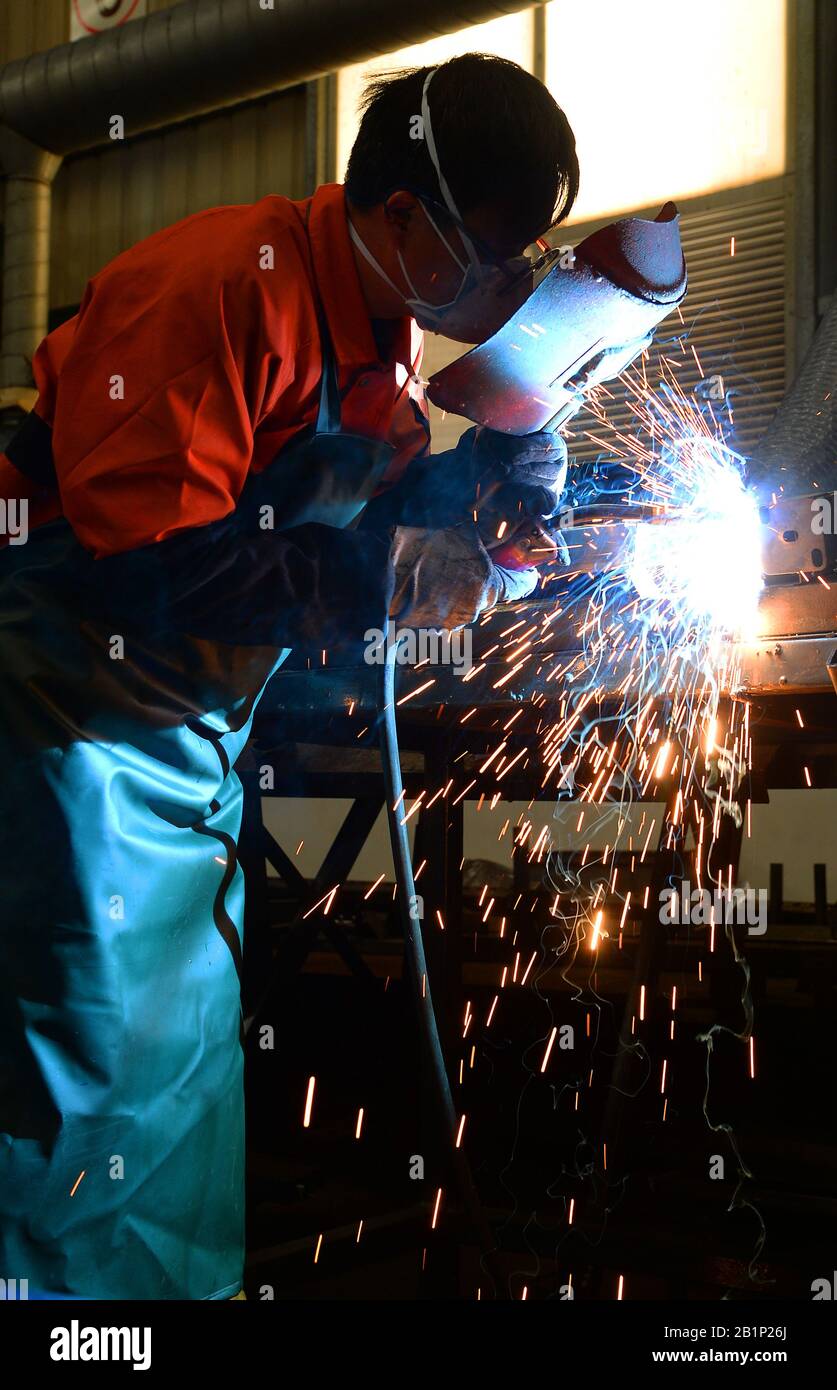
{"left": 335, "top": 11, "right": 535, "bottom": 180}
{"left": 545, "top": 0, "right": 786, "bottom": 222}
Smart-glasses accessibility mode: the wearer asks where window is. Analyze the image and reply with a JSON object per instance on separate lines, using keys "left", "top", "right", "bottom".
{"left": 545, "top": 0, "right": 786, "bottom": 223}
{"left": 335, "top": 11, "right": 535, "bottom": 180}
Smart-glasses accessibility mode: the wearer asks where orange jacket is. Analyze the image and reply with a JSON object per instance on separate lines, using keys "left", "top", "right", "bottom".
{"left": 1, "top": 184, "right": 428, "bottom": 556}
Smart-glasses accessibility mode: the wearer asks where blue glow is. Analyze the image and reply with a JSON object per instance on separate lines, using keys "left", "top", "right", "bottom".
{"left": 627, "top": 438, "right": 763, "bottom": 641}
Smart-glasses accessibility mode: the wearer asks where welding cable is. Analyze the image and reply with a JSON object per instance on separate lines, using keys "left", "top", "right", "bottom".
{"left": 378, "top": 637, "right": 498, "bottom": 1268}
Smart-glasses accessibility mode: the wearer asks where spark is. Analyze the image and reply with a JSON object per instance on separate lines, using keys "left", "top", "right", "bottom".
{"left": 589, "top": 909, "right": 604, "bottom": 951}
{"left": 376, "top": 329, "right": 769, "bottom": 1291}
{"left": 364, "top": 872, "right": 385, "bottom": 899}
{"left": 541, "top": 1026, "right": 558, "bottom": 1073}
{"left": 303, "top": 1076, "right": 316, "bottom": 1128}
{"left": 303, "top": 885, "right": 338, "bottom": 918}
{"left": 397, "top": 678, "right": 436, "bottom": 706}
{"left": 654, "top": 738, "right": 673, "bottom": 778}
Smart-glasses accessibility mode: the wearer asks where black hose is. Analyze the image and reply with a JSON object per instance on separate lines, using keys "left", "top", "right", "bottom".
{"left": 378, "top": 637, "right": 497, "bottom": 1266}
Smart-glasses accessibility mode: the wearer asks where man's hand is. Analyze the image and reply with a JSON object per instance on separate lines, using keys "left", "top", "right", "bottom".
{"left": 465, "top": 425, "right": 569, "bottom": 523}
{"left": 359, "top": 426, "right": 568, "bottom": 533}
{"left": 390, "top": 523, "right": 539, "bottom": 630}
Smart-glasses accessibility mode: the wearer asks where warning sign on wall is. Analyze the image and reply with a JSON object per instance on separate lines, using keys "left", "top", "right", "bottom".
{"left": 70, "top": 0, "right": 147, "bottom": 41}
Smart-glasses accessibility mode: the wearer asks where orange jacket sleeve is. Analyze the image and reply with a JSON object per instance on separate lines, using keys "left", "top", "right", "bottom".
{"left": 48, "top": 210, "right": 315, "bottom": 557}
{"left": 53, "top": 284, "right": 268, "bottom": 555}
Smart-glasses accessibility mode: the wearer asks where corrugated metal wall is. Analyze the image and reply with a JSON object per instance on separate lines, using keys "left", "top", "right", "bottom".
{"left": 422, "top": 180, "right": 787, "bottom": 460}
{"left": 49, "top": 87, "right": 309, "bottom": 310}
{"left": 564, "top": 185, "right": 786, "bottom": 461}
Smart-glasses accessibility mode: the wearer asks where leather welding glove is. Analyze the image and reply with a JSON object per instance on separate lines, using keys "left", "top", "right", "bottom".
{"left": 389, "top": 522, "right": 539, "bottom": 630}
{"left": 359, "top": 426, "right": 568, "bottom": 532}
{"left": 464, "top": 426, "right": 569, "bottom": 522}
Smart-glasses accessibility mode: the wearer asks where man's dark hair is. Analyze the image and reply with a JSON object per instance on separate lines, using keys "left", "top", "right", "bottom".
{"left": 344, "top": 53, "right": 579, "bottom": 248}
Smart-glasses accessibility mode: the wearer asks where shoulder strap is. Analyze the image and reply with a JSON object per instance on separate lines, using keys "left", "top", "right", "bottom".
{"left": 312, "top": 302, "right": 343, "bottom": 437}
{"left": 300, "top": 200, "right": 343, "bottom": 438}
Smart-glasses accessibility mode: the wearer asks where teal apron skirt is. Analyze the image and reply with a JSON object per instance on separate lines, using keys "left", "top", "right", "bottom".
{"left": 0, "top": 326, "right": 393, "bottom": 1299}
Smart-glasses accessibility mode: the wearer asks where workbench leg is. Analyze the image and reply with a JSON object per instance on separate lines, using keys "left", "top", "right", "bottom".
{"left": 245, "top": 796, "right": 384, "bottom": 1034}
{"left": 601, "top": 788, "right": 683, "bottom": 1170}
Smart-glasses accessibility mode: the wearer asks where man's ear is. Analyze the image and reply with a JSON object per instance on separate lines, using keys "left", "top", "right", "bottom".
{"left": 384, "top": 190, "right": 420, "bottom": 235}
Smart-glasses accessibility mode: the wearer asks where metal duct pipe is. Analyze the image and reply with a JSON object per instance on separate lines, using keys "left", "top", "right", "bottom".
{"left": 0, "top": 0, "right": 532, "bottom": 157}
{"left": 0, "top": 128, "right": 61, "bottom": 394}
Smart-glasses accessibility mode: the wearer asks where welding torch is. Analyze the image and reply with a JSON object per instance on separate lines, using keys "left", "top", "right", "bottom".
{"left": 488, "top": 501, "right": 666, "bottom": 572}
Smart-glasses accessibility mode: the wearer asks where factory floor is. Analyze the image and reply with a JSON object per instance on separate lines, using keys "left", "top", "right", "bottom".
{"left": 241, "top": 899, "right": 837, "bottom": 1301}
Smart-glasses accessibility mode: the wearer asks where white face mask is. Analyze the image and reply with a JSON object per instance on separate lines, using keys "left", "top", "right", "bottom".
{"left": 349, "top": 209, "right": 530, "bottom": 341}
{"left": 348, "top": 68, "right": 533, "bottom": 343}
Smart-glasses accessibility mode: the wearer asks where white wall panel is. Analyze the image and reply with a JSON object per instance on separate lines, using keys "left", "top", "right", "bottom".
{"left": 546, "top": 0, "right": 786, "bottom": 222}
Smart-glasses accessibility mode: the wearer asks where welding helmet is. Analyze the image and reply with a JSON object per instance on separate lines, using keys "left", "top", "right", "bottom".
{"left": 427, "top": 203, "right": 688, "bottom": 432}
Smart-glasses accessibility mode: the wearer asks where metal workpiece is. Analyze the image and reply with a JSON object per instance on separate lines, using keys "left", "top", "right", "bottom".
{"left": 759, "top": 491, "right": 837, "bottom": 579}
{"left": 744, "top": 489, "right": 837, "bottom": 681}
{"left": 261, "top": 483, "right": 837, "bottom": 722}
{"left": 525, "top": 491, "right": 836, "bottom": 590}
{"left": 753, "top": 582, "right": 837, "bottom": 641}
{"left": 734, "top": 634, "right": 837, "bottom": 695}
{"left": 263, "top": 634, "right": 837, "bottom": 719}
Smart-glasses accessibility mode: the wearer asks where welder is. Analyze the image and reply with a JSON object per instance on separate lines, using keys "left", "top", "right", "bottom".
{"left": 0, "top": 54, "right": 577, "bottom": 1300}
